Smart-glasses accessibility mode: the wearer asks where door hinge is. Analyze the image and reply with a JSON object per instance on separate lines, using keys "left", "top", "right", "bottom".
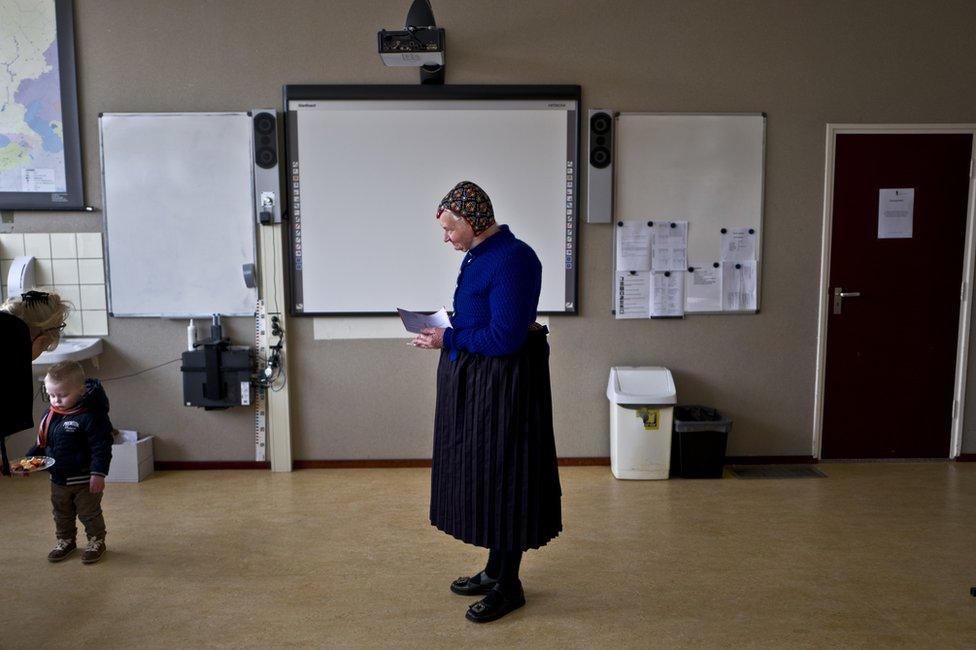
{"left": 952, "top": 399, "right": 959, "bottom": 419}
{"left": 962, "top": 280, "right": 968, "bottom": 302}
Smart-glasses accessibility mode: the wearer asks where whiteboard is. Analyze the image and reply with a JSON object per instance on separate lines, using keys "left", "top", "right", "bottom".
{"left": 100, "top": 113, "right": 258, "bottom": 317}
{"left": 285, "top": 90, "right": 579, "bottom": 315}
{"left": 614, "top": 113, "right": 765, "bottom": 312}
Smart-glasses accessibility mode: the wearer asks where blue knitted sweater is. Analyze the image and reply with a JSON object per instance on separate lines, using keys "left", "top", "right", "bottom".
{"left": 443, "top": 225, "right": 542, "bottom": 358}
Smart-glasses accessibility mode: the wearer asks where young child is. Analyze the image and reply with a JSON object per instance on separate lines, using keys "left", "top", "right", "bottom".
{"left": 26, "top": 361, "right": 114, "bottom": 564}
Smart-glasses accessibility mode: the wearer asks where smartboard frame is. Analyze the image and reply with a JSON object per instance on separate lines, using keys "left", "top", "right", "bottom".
{"left": 282, "top": 84, "right": 581, "bottom": 316}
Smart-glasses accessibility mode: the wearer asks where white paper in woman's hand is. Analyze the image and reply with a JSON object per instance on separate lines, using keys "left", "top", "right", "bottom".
{"left": 397, "top": 307, "right": 451, "bottom": 333}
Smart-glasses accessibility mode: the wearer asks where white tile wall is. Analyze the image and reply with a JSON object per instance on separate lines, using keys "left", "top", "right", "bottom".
{"left": 81, "top": 310, "right": 108, "bottom": 336}
{"left": 80, "top": 284, "right": 107, "bottom": 310}
{"left": 78, "top": 258, "right": 106, "bottom": 284}
{"left": 0, "top": 233, "right": 108, "bottom": 337}
{"left": 65, "top": 309, "right": 83, "bottom": 335}
{"left": 52, "top": 259, "right": 80, "bottom": 285}
{"left": 77, "top": 233, "right": 103, "bottom": 259}
{"left": 23, "top": 233, "right": 51, "bottom": 258}
{"left": 54, "top": 284, "right": 82, "bottom": 307}
{"left": 35, "top": 259, "right": 54, "bottom": 285}
{"left": 0, "top": 234, "right": 26, "bottom": 258}
{"left": 50, "top": 233, "right": 78, "bottom": 258}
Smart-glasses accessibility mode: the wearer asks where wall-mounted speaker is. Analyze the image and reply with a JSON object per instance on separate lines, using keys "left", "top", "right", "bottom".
{"left": 250, "top": 109, "right": 282, "bottom": 224}
{"left": 586, "top": 109, "right": 615, "bottom": 223}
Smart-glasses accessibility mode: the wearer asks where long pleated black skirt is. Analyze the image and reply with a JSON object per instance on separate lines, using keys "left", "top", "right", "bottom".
{"left": 430, "top": 328, "right": 562, "bottom": 551}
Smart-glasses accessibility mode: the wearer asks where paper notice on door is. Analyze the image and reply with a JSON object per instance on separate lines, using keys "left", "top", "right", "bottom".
{"left": 615, "top": 271, "right": 650, "bottom": 319}
{"left": 651, "top": 271, "right": 684, "bottom": 318}
{"left": 878, "top": 188, "right": 914, "bottom": 239}
{"left": 685, "top": 263, "right": 722, "bottom": 312}
{"left": 615, "top": 221, "right": 652, "bottom": 271}
{"left": 722, "top": 261, "right": 757, "bottom": 311}
{"left": 720, "top": 228, "right": 758, "bottom": 262}
{"left": 651, "top": 221, "right": 688, "bottom": 271}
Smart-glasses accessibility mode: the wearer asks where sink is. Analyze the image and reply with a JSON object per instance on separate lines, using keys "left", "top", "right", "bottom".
{"left": 33, "top": 337, "right": 104, "bottom": 368}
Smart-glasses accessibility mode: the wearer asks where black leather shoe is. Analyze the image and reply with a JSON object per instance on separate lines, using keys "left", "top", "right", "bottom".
{"left": 450, "top": 573, "right": 497, "bottom": 596}
{"left": 465, "top": 584, "right": 525, "bottom": 623}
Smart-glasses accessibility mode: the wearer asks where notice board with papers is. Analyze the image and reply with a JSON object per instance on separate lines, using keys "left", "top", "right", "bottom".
{"left": 612, "top": 113, "right": 765, "bottom": 317}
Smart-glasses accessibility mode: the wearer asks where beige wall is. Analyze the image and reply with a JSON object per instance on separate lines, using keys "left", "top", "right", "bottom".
{"left": 5, "top": 1, "right": 976, "bottom": 461}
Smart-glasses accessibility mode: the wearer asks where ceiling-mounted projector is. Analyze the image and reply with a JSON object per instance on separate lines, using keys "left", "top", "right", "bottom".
{"left": 378, "top": 0, "right": 445, "bottom": 84}
{"left": 378, "top": 29, "right": 444, "bottom": 67}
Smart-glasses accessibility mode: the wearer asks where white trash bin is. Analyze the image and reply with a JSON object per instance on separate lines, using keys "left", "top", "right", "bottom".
{"left": 607, "top": 367, "right": 677, "bottom": 480}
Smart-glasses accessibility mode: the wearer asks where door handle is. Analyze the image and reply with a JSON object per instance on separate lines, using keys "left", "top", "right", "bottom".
{"left": 832, "top": 288, "right": 861, "bottom": 314}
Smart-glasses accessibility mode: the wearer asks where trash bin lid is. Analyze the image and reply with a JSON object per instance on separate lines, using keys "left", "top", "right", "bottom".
{"left": 607, "top": 366, "right": 676, "bottom": 404}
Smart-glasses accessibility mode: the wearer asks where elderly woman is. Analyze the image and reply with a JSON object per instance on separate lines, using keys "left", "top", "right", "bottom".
{"left": 0, "top": 291, "right": 70, "bottom": 475}
{"left": 413, "top": 181, "right": 562, "bottom": 623}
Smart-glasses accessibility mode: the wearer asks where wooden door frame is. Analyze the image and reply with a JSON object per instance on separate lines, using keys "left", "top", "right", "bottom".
{"left": 813, "top": 124, "right": 976, "bottom": 459}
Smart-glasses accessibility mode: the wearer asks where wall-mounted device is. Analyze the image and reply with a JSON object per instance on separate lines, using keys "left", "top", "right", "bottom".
{"left": 587, "top": 109, "right": 615, "bottom": 223}
{"left": 250, "top": 108, "right": 282, "bottom": 225}
{"left": 6, "top": 256, "right": 36, "bottom": 300}
{"left": 180, "top": 315, "right": 253, "bottom": 410}
{"left": 256, "top": 314, "right": 285, "bottom": 390}
{"left": 378, "top": 0, "right": 445, "bottom": 84}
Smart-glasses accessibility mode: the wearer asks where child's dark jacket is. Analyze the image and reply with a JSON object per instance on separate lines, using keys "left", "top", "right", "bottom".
{"left": 28, "top": 379, "right": 113, "bottom": 486}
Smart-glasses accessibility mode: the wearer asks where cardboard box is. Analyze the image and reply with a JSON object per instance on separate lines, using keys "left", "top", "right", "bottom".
{"left": 106, "top": 430, "right": 154, "bottom": 483}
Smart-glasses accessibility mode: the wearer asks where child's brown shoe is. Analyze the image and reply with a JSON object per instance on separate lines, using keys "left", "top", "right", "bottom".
{"left": 82, "top": 538, "right": 106, "bottom": 564}
{"left": 47, "top": 539, "right": 77, "bottom": 562}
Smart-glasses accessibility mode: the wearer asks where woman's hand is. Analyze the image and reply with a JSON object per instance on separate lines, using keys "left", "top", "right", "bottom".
{"left": 412, "top": 327, "right": 445, "bottom": 350}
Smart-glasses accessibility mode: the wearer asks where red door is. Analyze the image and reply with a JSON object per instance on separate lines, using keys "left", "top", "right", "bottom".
{"left": 822, "top": 133, "right": 973, "bottom": 458}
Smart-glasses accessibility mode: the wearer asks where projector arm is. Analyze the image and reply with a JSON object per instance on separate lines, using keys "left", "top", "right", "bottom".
{"left": 406, "top": 0, "right": 436, "bottom": 29}
{"left": 407, "top": 0, "right": 444, "bottom": 85}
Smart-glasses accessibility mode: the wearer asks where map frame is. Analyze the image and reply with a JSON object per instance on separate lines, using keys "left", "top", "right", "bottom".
{"left": 0, "top": 0, "right": 84, "bottom": 210}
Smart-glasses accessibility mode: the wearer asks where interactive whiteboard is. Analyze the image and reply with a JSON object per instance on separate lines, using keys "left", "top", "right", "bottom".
{"left": 284, "top": 86, "right": 580, "bottom": 315}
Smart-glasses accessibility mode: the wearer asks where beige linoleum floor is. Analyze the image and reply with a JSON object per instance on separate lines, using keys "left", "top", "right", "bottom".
{"left": 2, "top": 464, "right": 975, "bottom": 648}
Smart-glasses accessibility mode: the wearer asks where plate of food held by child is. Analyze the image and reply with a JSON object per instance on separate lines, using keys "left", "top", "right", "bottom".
{"left": 12, "top": 456, "right": 55, "bottom": 473}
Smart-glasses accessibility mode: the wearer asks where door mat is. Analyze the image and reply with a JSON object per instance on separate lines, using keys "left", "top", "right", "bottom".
{"left": 730, "top": 466, "right": 827, "bottom": 479}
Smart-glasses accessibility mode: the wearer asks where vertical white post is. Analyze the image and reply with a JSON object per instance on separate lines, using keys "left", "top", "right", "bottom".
{"left": 258, "top": 223, "right": 293, "bottom": 471}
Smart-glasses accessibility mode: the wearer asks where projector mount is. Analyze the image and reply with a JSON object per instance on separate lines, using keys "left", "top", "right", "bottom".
{"left": 377, "top": 0, "right": 445, "bottom": 85}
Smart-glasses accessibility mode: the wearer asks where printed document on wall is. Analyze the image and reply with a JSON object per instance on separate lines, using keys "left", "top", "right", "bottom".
{"left": 685, "top": 264, "right": 722, "bottom": 312}
{"left": 651, "top": 221, "right": 688, "bottom": 272}
{"left": 615, "top": 271, "right": 650, "bottom": 319}
{"left": 878, "top": 188, "right": 914, "bottom": 239}
{"left": 651, "top": 271, "right": 684, "bottom": 318}
{"left": 720, "top": 228, "right": 757, "bottom": 262}
{"left": 722, "top": 261, "right": 757, "bottom": 311}
{"left": 615, "top": 221, "right": 652, "bottom": 271}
